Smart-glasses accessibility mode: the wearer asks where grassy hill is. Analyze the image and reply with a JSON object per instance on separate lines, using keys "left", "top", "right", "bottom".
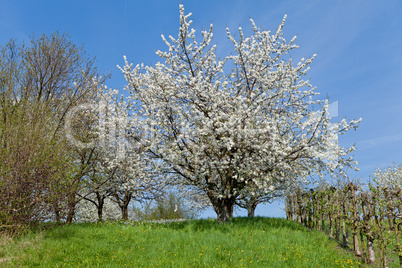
{"left": 1, "top": 217, "right": 365, "bottom": 267}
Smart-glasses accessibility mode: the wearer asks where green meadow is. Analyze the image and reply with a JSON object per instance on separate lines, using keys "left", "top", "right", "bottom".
{"left": 1, "top": 217, "right": 365, "bottom": 267}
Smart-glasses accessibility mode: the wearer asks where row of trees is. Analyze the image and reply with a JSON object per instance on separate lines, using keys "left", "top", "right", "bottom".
{"left": 0, "top": 31, "right": 222, "bottom": 230}
{"left": 285, "top": 163, "right": 402, "bottom": 267}
{"left": 1, "top": 4, "right": 361, "bottom": 231}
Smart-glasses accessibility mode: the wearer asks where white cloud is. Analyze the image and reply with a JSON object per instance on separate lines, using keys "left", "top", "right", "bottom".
{"left": 359, "top": 134, "right": 402, "bottom": 147}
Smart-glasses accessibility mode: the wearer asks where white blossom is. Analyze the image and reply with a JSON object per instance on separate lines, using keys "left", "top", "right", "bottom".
{"left": 118, "top": 5, "right": 361, "bottom": 222}
{"left": 372, "top": 162, "right": 402, "bottom": 190}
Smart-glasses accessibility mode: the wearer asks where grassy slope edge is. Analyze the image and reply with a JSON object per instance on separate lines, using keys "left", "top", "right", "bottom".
{"left": 1, "top": 217, "right": 365, "bottom": 267}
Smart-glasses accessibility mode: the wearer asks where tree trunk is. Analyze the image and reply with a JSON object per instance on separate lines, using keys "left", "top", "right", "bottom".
{"left": 335, "top": 217, "right": 340, "bottom": 241}
{"left": 209, "top": 195, "right": 236, "bottom": 223}
{"left": 66, "top": 204, "right": 75, "bottom": 224}
{"left": 66, "top": 193, "right": 76, "bottom": 224}
{"left": 53, "top": 203, "right": 61, "bottom": 224}
{"left": 113, "top": 190, "right": 132, "bottom": 221}
{"left": 120, "top": 192, "right": 131, "bottom": 221}
{"left": 285, "top": 197, "right": 292, "bottom": 220}
{"left": 399, "top": 255, "right": 402, "bottom": 268}
{"left": 296, "top": 193, "right": 302, "bottom": 223}
{"left": 393, "top": 218, "right": 402, "bottom": 268}
{"left": 121, "top": 205, "right": 128, "bottom": 221}
{"left": 350, "top": 185, "right": 361, "bottom": 257}
{"left": 329, "top": 215, "right": 334, "bottom": 239}
{"left": 360, "top": 230, "right": 366, "bottom": 262}
{"left": 353, "top": 231, "right": 362, "bottom": 257}
{"left": 367, "top": 238, "right": 375, "bottom": 264}
{"left": 342, "top": 219, "right": 349, "bottom": 248}
{"left": 96, "top": 192, "right": 105, "bottom": 222}
{"left": 247, "top": 201, "right": 257, "bottom": 217}
{"left": 97, "top": 205, "right": 103, "bottom": 222}
{"left": 218, "top": 202, "right": 233, "bottom": 223}
{"left": 362, "top": 195, "right": 375, "bottom": 264}
{"left": 321, "top": 216, "right": 325, "bottom": 231}
{"left": 342, "top": 203, "right": 349, "bottom": 248}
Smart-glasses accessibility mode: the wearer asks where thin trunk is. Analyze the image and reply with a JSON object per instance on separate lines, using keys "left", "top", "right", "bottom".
{"left": 335, "top": 217, "right": 340, "bottom": 241}
{"left": 66, "top": 204, "right": 75, "bottom": 223}
{"left": 329, "top": 214, "right": 334, "bottom": 239}
{"left": 375, "top": 218, "right": 388, "bottom": 268}
{"left": 399, "top": 255, "right": 402, "bottom": 268}
{"left": 97, "top": 205, "right": 103, "bottom": 222}
{"left": 297, "top": 195, "right": 302, "bottom": 223}
{"left": 290, "top": 198, "right": 294, "bottom": 220}
{"left": 350, "top": 185, "right": 361, "bottom": 257}
{"left": 353, "top": 231, "right": 362, "bottom": 257}
{"left": 121, "top": 191, "right": 131, "bottom": 221}
{"left": 247, "top": 201, "right": 257, "bottom": 218}
{"left": 285, "top": 197, "right": 292, "bottom": 220}
{"left": 113, "top": 190, "right": 132, "bottom": 221}
{"left": 362, "top": 195, "right": 375, "bottom": 264}
{"left": 360, "top": 229, "right": 366, "bottom": 263}
{"left": 121, "top": 205, "right": 128, "bottom": 221}
{"left": 342, "top": 203, "right": 349, "bottom": 248}
{"left": 388, "top": 218, "right": 394, "bottom": 232}
{"left": 66, "top": 193, "right": 76, "bottom": 224}
{"left": 53, "top": 203, "right": 61, "bottom": 224}
{"left": 96, "top": 192, "right": 105, "bottom": 222}
{"left": 367, "top": 239, "right": 375, "bottom": 264}
{"left": 342, "top": 219, "right": 348, "bottom": 248}
{"left": 321, "top": 217, "right": 325, "bottom": 231}
{"left": 394, "top": 220, "right": 402, "bottom": 268}
{"left": 379, "top": 244, "right": 388, "bottom": 268}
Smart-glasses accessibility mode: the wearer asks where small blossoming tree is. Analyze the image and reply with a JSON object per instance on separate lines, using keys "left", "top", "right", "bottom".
{"left": 372, "top": 162, "right": 402, "bottom": 190}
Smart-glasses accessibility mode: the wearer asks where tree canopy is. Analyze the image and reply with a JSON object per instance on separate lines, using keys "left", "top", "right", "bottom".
{"left": 119, "top": 5, "right": 361, "bottom": 222}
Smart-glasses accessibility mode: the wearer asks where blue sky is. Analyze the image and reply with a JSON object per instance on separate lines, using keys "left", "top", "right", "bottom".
{"left": 1, "top": 0, "right": 401, "bottom": 218}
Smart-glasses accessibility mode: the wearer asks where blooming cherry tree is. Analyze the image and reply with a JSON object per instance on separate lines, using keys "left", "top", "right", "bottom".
{"left": 95, "top": 88, "right": 162, "bottom": 221}
{"left": 120, "top": 5, "right": 360, "bottom": 222}
{"left": 372, "top": 162, "right": 402, "bottom": 190}
{"left": 67, "top": 83, "right": 162, "bottom": 222}
{"left": 236, "top": 174, "right": 292, "bottom": 217}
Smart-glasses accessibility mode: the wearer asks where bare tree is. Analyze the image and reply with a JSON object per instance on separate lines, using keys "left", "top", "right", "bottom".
{"left": 0, "top": 32, "right": 103, "bottom": 229}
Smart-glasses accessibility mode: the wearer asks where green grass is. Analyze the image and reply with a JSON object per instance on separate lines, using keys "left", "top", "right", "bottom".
{"left": 1, "top": 217, "right": 365, "bottom": 267}
{"left": 305, "top": 219, "right": 400, "bottom": 267}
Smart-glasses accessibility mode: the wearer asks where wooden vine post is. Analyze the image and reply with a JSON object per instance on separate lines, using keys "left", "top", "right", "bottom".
{"left": 348, "top": 183, "right": 362, "bottom": 257}
{"left": 361, "top": 192, "right": 376, "bottom": 264}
